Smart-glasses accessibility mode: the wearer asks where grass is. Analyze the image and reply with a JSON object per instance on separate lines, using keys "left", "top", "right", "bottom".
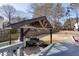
{"left": 39, "top": 31, "right": 79, "bottom": 44}
{"left": 0, "top": 30, "right": 79, "bottom": 44}
{"left": 0, "top": 33, "right": 19, "bottom": 43}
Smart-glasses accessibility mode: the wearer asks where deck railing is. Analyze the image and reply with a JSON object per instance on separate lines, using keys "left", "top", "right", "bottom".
{"left": 0, "top": 42, "right": 24, "bottom": 56}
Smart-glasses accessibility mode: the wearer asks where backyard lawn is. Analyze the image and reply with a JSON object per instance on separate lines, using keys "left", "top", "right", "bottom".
{"left": 0, "top": 30, "right": 79, "bottom": 44}
{"left": 39, "top": 31, "right": 79, "bottom": 44}
{"left": 0, "top": 33, "right": 19, "bottom": 42}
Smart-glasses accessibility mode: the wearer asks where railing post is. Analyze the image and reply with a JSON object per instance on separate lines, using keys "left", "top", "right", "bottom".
{"left": 17, "top": 46, "right": 24, "bottom": 56}
{"left": 2, "top": 52, "right": 4, "bottom": 56}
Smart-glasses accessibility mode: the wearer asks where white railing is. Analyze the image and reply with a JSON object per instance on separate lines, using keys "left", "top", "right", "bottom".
{"left": 0, "top": 42, "right": 24, "bottom": 56}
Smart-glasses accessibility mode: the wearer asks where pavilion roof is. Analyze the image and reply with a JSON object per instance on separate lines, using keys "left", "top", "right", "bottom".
{"left": 5, "top": 16, "right": 52, "bottom": 29}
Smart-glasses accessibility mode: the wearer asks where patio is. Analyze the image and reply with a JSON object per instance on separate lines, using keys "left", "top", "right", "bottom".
{"left": 38, "top": 42, "right": 79, "bottom": 56}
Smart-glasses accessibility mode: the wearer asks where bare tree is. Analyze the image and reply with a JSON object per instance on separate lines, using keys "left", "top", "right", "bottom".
{"left": 31, "top": 3, "right": 63, "bottom": 18}
{"left": 0, "top": 5, "right": 16, "bottom": 44}
{"left": 29, "top": 3, "right": 63, "bottom": 29}
{"left": 70, "top": 3, "right": 79, "bottom": 22}
{"left": 0, "top": 5, "right": 16, "bottom": 24}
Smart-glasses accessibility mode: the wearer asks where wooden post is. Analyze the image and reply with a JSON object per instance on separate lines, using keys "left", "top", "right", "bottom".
{"left": 20, "top": 28, "right": 24, "bottom": 42}
{"left": 9, "top": 29, "right": 11, "bottom": 44}
{"left": 19, "top": 28, "right": 24, "bottom": 56}
{"left": 49, "top": 29, "right": 52, "bottom": 44}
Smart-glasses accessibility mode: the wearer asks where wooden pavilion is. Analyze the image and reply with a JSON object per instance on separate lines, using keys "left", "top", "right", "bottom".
{"left": 5, "top": 16, "right": 53, "bottom": 44}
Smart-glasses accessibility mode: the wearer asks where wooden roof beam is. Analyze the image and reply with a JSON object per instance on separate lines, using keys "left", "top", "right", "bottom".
{"left": 23, "top": 28, "right": 30, "bottom": 36}
{"left": 39, "top": 20, "right": 45, "bottom": 28}
{"left": 45, "top": 22, "right": 48, "bottom": 27}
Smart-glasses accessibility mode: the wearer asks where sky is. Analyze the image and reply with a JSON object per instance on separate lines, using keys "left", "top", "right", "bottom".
{"left": 0, "top": 3, "right": 72, "bottom": 18}
{"left": 0, "top": 3, "right": 70, "bottom": 17}
{"left": 0, "top": 3, "right": 31, "bottom": 12}
{"left": 0, "top": 3, "right": 32, "bottom": 19}
{"left": 0, "top": 3, "right": 78, "bottom": 17}
{"left": 0, "top": 3, "right": 78, "bottom": 24}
